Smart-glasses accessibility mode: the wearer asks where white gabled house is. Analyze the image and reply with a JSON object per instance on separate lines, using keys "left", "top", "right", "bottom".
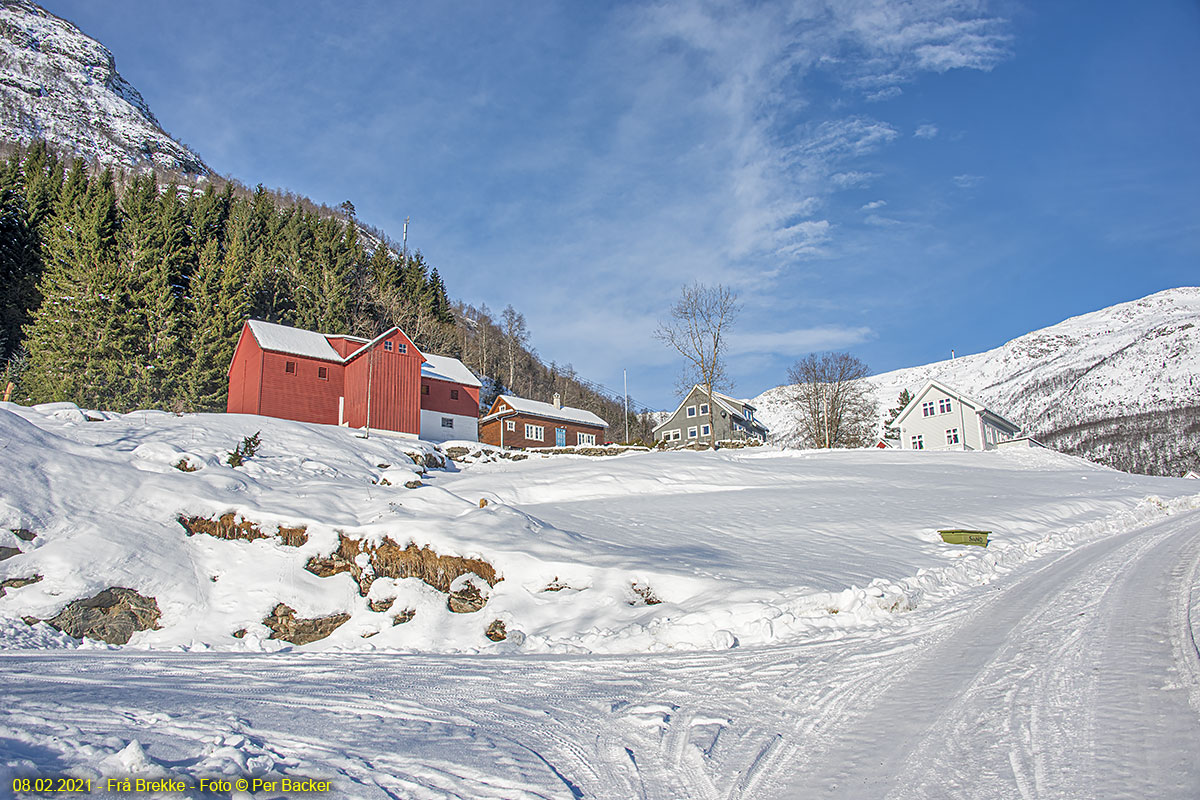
{"left": 893, "top": 380, "right": 1021, "bottom": 451}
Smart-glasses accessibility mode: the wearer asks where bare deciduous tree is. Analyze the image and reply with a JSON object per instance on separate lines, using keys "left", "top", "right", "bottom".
{"left": 787, "top": 351, "right": 878, "bottom": 448}
{"left": 654, "top": 283, "right": 740, "bottom": 447}
{"left": 501, "top": 305, "right": 529, "bottom": 392}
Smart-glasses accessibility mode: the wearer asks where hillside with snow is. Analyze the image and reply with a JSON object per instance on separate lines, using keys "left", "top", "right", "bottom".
{"left": 2, "top": 401, "right": 1199, "bottom": 797}
{"left": 755, "top": 287, "right": 1200, "bottom": 475}
{"left": 0, "top": 0, "right": 209, "bottom": 174}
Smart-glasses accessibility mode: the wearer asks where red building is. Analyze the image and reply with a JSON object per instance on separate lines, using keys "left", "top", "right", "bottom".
{"left": 227, "top": 320, "right": 481, "bottom": 441}
{"left": 479, "top": 393, "right": 608, "bottom": 449}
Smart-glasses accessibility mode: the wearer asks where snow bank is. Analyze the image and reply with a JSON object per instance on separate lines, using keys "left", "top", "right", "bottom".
{"left": 1, "top": 402, "right": 1196, "bottom": 654}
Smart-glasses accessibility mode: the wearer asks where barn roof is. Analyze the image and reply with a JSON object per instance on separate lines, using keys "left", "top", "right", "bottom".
{"left": 422, "top": 353, "right": 482, "bottom": 387}
{"left": 485, "top": 395, "right": 608, "bottom": 428}
{"left": 247, "top": 320, "right": 342, "bottom": 362}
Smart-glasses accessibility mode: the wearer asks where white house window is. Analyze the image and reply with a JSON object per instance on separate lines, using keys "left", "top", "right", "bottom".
{"left": 383, "top": 340, "right": 393, "bottom": 352}
{"left": 922, "top": 401, "right": 935, "bottom": 417}
{"left": 912, "top": 434, "right": 924, "bottom": 450}
{"left": 441, "top": 417, "right": 454, "bottom": 428}
{"left": 525, "top": 424, "right": 544, "bottom": 441}
{"left": 577, "top": 432, "right": 596, "bottom": 445}
{"left": 686, "top": 405, "right": 697, "bottom": 417}
{"left": 701, "top": 424, "right": 711, "bottom": 437}
{"left": 946, "top": 428, "right": 959, "bottom": 445}
{"left": 688, "top": 426, "right": 698, "bottom": 438}
{"left": 505, "top": 420, "right": 515, "bottom": 431}
{"left": 699, "top": 403, "right": 709, "bottom": 415}
{"left": 939, "top": 398, "right": 952, "bottom": 414}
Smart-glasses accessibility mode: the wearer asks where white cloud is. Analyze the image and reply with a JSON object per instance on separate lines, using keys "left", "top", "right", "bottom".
{"left": 914, "top": 123, "right": 939, "bottom": 139}
{"left": 728, "top": 326, "right": 875, "bottom": 357}
{"left": 866, "top": 86, "right": 903, "bottom": 102}
{"left": 952, "top": 173, "right": 984, "bottom": 188}
{"left": 831, "top": 171, "right": 879, "bottom": 188}
{"left": 865, "top": 214, "right": 902, "bottom": 226}
{"left": 861, "top": 199, "right": 887, "bottom": 210}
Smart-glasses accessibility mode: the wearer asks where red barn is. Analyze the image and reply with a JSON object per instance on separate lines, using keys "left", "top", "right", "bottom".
{"left": 227, "top": 320, "right": 481, "bottom": 441}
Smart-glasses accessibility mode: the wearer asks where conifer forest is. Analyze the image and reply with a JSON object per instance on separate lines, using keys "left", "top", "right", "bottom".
{"left": 0, "top": 143, "right": 655, "bottom": 440}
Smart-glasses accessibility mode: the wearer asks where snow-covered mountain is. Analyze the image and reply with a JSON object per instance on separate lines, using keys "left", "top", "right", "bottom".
{"left": 0, "top": 0, "right": 209, "bottom": 174}
{"left": 755, "top": 287, "right": 1200, "bottom": 473}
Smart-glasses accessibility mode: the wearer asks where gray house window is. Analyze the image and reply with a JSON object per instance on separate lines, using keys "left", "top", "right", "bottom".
{"left": 699, "top": 403, "right": 709, "bottom": 415}
{"left": 686, "top": 406, "right": 697, "bottom": 417}
{"left": 701, "top": 424, "right": 711, "bottom": 437}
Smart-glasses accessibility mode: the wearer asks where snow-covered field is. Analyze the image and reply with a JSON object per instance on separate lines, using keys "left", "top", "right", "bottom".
{"left": 2, "top": 402, "right": 1199, "bottom": 797}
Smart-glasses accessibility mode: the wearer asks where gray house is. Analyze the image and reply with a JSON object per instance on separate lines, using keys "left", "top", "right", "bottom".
{"left": 653, "top": 385, "right": 769, "bottom": 445}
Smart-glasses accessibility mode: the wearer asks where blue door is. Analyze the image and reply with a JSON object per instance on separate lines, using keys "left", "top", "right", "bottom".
{"left": 556, "top": 427, "right": 566, "bottom": 446}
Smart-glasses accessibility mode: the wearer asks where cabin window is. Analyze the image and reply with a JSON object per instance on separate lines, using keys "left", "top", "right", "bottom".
{"left": 671, "top": 430, "right": 682, "bottom": 441}
{"left": 421, "top": 384, "right": 430, "bottom": 395}
{"left": 911, "top": 434, "right": 924, "bottom": 450}
{"left": 285, "top": 361, "right": 296, "bottom": 374}
{"left": 946, "top": 428, "right": 959, "bottom": 445}
{"left": 317, "top": 366, "right": 328, "bottom": 380}
{"left": 525, "top": 424, "right": 544, "bottom": 441}
{"left": 441, "top": 417, "right": 454, "bottom": 428}
{"left": 383, "top": 340, "right": 393, "bottom": 352}
{"left": 701, "top": 424, "right": 711, "bottom": 437}
{"left": 922, "top": 401, "right": 935, "bottom": 417}
{"left": 688, "top": 426, "right": 698, "bottom": 439}
{"left": 939, "top": 398, "right": 952, "bottom": 414}
{"left": 699, "top": 403, "right": 709, "bottom": 415}
{"left": 397, "top": 342, "right": 407, "bottom": 353}
{"left": 686, "top": 405, "right": 697, "bottom": 417}
{"left": 506, "top": 420, "right": 515, "bottom": 431}
{"left": 578, "top": 432, "right": 596, "bottom": 445}
{"left": 450, "top": 389, "right": 459, "bottom": 400}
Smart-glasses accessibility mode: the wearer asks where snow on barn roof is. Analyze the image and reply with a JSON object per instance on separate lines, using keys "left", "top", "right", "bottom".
{"left": 421, "top": 353, "right": 482, "bottom": 387}
{"left": 488, "top": 395, "right": 608, "bottom": 428}
{"left": 247, "top": 320, "right": 343, "bottom": 362}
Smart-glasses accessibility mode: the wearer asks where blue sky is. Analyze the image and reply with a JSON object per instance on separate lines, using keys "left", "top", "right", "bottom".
{"left": 46, "top": 0, "right": 1200, "bottom": 409}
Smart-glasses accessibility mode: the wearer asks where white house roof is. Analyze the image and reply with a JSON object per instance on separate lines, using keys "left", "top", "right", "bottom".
{"left": 894, "top": 379, "right": 1021, "bottom": 432}
{"left": 486, "top": 395, "right": 608, "bottom": 428}
{"left": 421, "top": 353, "right": 482, "bottom": 387}
{"left": 247, "top": 320, "right": 342, "bottom": 362}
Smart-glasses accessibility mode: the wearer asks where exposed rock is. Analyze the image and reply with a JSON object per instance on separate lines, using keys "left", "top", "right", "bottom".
{"left": 231, "top": 628, "right": 246, "bottom": 639}
{"left": 404, "top": 480, "right": 422, "bottom": 489}
{"left": 392, "top": 608, "right": 416, "bottom": 625}
{"left": 46, "top": 587, "right": 161, "bottom": 644}
{"left": 12, "top": 529, "right": 36, "bottom": 541}
{"left": 445, "top": 446, "right": 471, "bottom": 462}
{"left": 178, "top": 514, "right": 307, "bottom": 547}
{"left": 361, "top": 630, "right": 379, "bottom": 639}
{"left": 0, "top": 574, "right": 41, "bottom": 596}
{"left": 542, "top": 578, "right": 569, "bottom": 592}
{"left": 21, "top": 615, "right": 39, "bottom": 626}
{"left": 485, "top": 619, "right": 507, "bottom": 641}
{"left": 305, "top": 534, "right": 499, "bottom": 597}
{"left": 448, "top": 581, "right": 487, "bottom": 614}
{"left": 368, "top": 597, "right": 395, "bottom": 613}
{"left": 0, "top": 546, "right": 20, "bottom": 561}
{"left": 630, "top": 582, "right": 662, "bottom": 606}
{"left": 376, "top": 463, "right": 391, "bottom": 469}
{"left": 479, "top": 498, "right": 488, "bottom": 508}
{"left": 262, "top": 603, "right": 350, "bottom": 646}
{"left": 173, "top": 458, "right": 199, "bottom": 472}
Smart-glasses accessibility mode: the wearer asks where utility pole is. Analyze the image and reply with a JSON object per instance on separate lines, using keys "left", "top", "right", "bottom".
{"left": 402, "top": 217, "right": 409, "bottom": 260}
{"left": 365, "top": 346, "right": 374, "bottom": 439}
{"left": 624, "top": 369, "right": 629, "bottom": 444}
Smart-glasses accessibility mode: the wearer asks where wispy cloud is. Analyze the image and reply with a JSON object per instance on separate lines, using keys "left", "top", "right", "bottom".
{"left": 728, "top": 326, "right": 876, "bottom": 357}
{"left": 914, "top": 123, "right": 939, "bottom": 139}
{"left": 861, "top": 199, "right": 888, "bottom": 210}
{"left": 952, "top": 173, "right": 984, "bottom": 188}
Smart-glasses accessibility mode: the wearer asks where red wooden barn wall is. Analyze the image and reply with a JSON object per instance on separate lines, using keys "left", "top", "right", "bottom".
{"left": 343, "top": 331, "right": 423, "bottom": 434}
{"left": 420, "top": 377, "right": 481, "bottom": 417}
{"left": 257, "top": 351, "right": 344, "bottom": 426}
{"left": 226, "top": 324, "right": 264, "bottom": 415}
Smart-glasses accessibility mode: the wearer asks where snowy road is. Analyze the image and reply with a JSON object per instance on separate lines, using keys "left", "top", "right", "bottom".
{"left": 4, "top": 512, "right": 1199, "bottom": 798}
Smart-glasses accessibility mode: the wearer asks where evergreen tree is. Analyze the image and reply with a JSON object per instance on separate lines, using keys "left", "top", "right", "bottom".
{"left": 883, "top": 389, "right": 913, "bottom": 440}
{"left": 185, "top": 238, "right": 230, "bottom": 410}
